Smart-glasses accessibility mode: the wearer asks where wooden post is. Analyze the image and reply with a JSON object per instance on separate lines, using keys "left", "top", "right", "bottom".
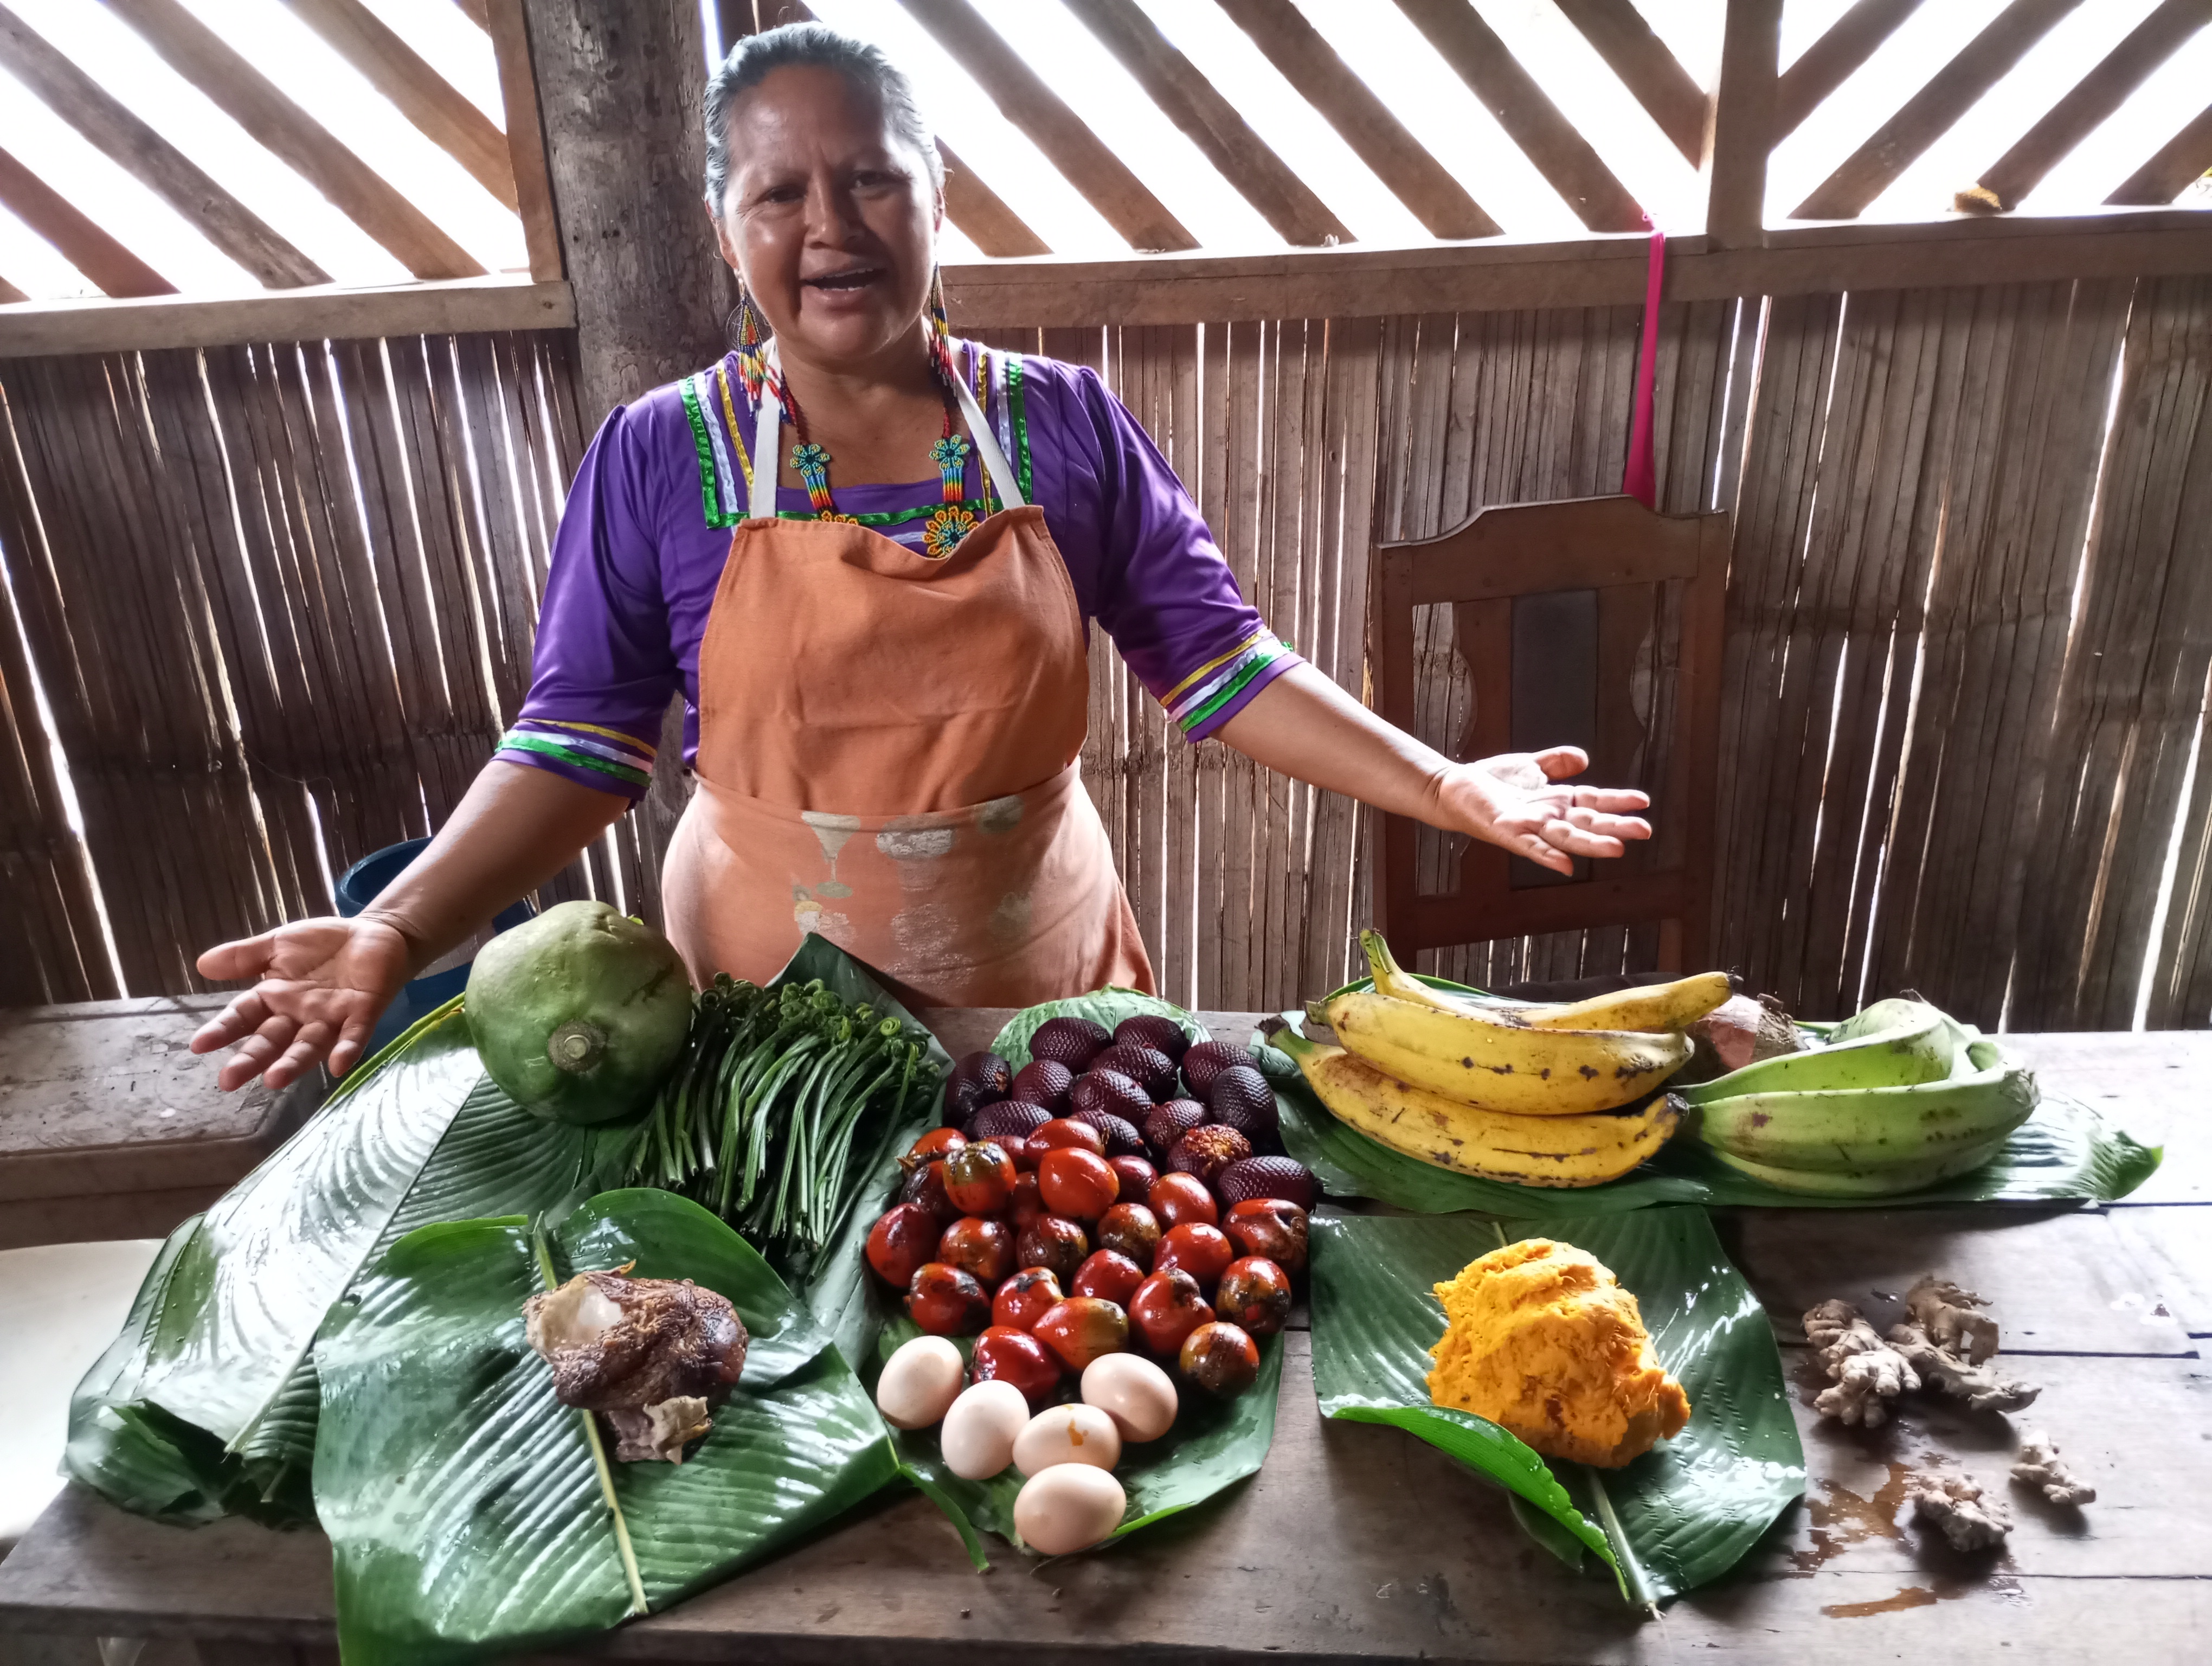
{"left": 1706, "top": 0, "right": 1781, "bottom": 249}
{"left": 521, "top": 0, "right": 728, "bottom": 431}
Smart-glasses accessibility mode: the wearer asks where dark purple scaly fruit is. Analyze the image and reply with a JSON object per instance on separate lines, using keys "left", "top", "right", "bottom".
{"left": 1069, "top": 1068, "right": 1151, "bottom": 1128}
{"left": 1114, "top": 1013, "right": 1191, "bottom": 1064}
{"left": 969, "top": 1100, "right": 1050, "bottom": 1143}
{"left": 1216, "top": 1156, "right": 1318, "bottom": 1209}
{"left": 1009, "top": 1059, "right": 1075, "bottom": 1114}
{"left": 1030, "top": 1016, "right": 1113, "bottom": 1074}
{"left": 944, "top": 1050, "right": 1012, "bottom": 1126}
{"left": 1142, "top": 1098, "right": 1207, "bottom": 1156}
{"left": 1090, "top": 1042, "right": 1176, "bottom": 1100}
{"left": 1166, "top": 1125, "right": 1252, "bottom": 1185}
{"left": 1077, "top": 1111, "right": 1147, "bottom": 1157}
{"left": 1206, "top": 1064, "right": 1278, "bottom": 1140}
{"left": 1180, "top": 1040, "right": 1249, "bottom": 1099}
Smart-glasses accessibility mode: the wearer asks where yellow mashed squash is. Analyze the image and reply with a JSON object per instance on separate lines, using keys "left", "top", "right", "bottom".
{"left": 1426, "top": 1238, "right": 1691, "bottom": 1468}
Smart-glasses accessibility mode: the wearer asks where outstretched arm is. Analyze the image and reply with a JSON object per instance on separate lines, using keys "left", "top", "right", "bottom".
{"left": 190, "top": 761, "right": 632, "bottom": 1091}
{"left": 1212, "top": 663, "right": 1651, "bottom": 874}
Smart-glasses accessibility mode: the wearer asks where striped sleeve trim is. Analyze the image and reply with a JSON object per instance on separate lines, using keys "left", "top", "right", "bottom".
{"left": 1162, "top": 629, "right": 1294, "bottom": 734}
{"left": 496, "top": 721, "right": 654, "bottom": 791}
{"left": 680, "top": 366, "right": 747, "bottom": 529}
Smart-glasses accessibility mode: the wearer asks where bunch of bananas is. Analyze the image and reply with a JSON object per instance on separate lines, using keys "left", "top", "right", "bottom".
{"left": 1677, "top": 998, "right": 2037, "bottom": 1196}
{"left": 1276, "top": 931, "right": 1732, "bottom": 1188}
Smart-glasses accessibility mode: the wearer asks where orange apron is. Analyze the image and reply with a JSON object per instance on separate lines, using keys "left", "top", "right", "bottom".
{"left": 660, "top": 346, "right": 1153, "bottom": 1008}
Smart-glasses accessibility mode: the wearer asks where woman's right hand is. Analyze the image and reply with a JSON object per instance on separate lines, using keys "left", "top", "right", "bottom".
{"left": 189, "top": 915, "right": 416, "bottom": 1092}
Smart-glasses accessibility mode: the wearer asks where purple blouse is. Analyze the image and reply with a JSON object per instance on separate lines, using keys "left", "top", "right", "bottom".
{"left": 496, "top": 341, "right": 1299, "bottom": 799}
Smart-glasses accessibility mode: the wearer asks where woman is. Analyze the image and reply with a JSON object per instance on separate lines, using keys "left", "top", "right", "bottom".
{"left": 191, "top": 23, "right": 1650, "bottom": 1092}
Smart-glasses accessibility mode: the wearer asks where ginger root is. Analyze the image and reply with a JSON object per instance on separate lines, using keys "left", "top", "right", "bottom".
{"left": 1905, "top": 1274, "right": 1999, "bottom": 1365}
{"left": 1886, "top": 1322, "right": 2040, "bottom": 1414}
{"left": 1910, "top": 1475, "right": 2013, "bottom": 1550}
{"left": 2011, "top": 1430, "right": 2095, "bottom": 1506}
{"left": 1804, "top": 1299, "right": 1919, "bottom": 1426}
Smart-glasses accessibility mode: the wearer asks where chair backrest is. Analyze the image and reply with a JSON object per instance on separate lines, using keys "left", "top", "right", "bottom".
{"left": 1368, "top": 494, "right": 1729, "bottom": 971}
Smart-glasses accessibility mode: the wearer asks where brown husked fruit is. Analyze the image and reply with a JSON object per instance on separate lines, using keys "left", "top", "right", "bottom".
{"left": 1096, "top": 1201, "right": 1162, "bottom": 1265}
{"left": 1090, "top": 1042, "right": 1176, "bottom": 1100}
{"left": 1224, "top": 1197, "right": 1308, "bottom": 1272}
{"left": 943, "top": 1141, "right": 1016, "bottom": 1215}
{"left": 1143, "top": 1099, "right": 1207, "bottom": 1155}
{"left": 1180, "top": 1321, "right": 1259, "bottom": 1396}
{"left": 944, "top": 1050, "right": 1012, "bottom": 1124}
{"left": 1029, "top": 1016, "right": 1113, "bottom": 1074}
{"left": 1166, "top": 1124, "right": 1252, "bottom": 1186}
{"left": 1205, "top": 1065, "right": 1278, "bottom": 1139}
{"left": 1071, "top": 1068, "right": 1150, "bottom": 1127}
{"left": 1215, "top": 1156, "right": 1317, "bottom": 1210}
{"left": 898, "top": 1157, "right": 955, "bottom": 1222}
{"left": 1180, "top": 1040, "right": 1249, "bottom": 1098}
{"left": 1009, "top": 1059, "right": 1075, "bottom": 1114}
{"left": 1014, "top": 1214, "right": 1090, "bottom": 1283}
{"left": 969, "top": 1099, "right": 1050, "bottom": 1143}
{"left": 1077, "top": 1110, "right": 1148, "bottom": 1157}
{"left": 1115, "top": 1013, "right": 1191, "bottom": 1063}
{"left": 1213, "top": 1256, "right": 1291, "bottom": 1336}
{"left": 905, "top": 1263, "right": 990, "bottom": 1336}
{"left": 937, "top": 1215, "right": 1015, "bottom": 1285}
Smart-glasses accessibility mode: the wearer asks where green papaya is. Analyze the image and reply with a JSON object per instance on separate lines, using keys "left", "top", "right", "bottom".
{"left": 465, "top": 900, "right": 692, "bottom": 1124}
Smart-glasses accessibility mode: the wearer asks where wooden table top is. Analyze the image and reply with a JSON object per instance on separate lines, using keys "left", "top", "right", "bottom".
{"left": 2, "top": 1013, "right": 2205, "bottom": 1664}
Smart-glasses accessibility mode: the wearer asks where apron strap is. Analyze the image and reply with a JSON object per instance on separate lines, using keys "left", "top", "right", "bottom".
{"left": 748, "top": 339, "right": 1029, "bottom": 520}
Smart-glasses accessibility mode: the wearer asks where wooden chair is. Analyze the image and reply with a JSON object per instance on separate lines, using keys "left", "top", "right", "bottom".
{"left": 1368, "top": 494, "right": 1729, "bottom": 973}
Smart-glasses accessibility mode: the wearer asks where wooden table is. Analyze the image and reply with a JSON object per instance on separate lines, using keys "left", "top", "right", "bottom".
{"left": 1, "top": 1016, "right": 2205, "bottom": 1664}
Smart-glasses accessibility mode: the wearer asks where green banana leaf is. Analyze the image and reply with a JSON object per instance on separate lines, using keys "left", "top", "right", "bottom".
{"left": 871, "top": 1314, "right": 1283, "bottom": 1564}
{"left": 1308, "top": 1208, "right": 1804, "bottom": 1604}
{"left": 313, "top": 1188, "right": 898, "bottom": 1665}
{"left": 990, "top": 986, "right": 1210, "bottom": 1063}
{"left": 1260, "top": 1019, "right": 2160, "bottom": 1214}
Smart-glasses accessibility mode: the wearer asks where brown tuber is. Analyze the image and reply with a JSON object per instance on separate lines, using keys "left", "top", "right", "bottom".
{"left": 1804, "top": 1277, "right": 2039, "bottom": 1424}
{"left": 2010, "top": 1429, "right": 2095, "bottom": 1507}
{"left": 1909, "top": 1475, "right": 2013, "bottom": 1551}
{"left": 525, "top": 1268, "right": 748, "bottom": 1463}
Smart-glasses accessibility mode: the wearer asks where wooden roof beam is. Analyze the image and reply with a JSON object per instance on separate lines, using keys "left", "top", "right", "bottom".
{"left": 1974, "top": 0, "right": 2212, "bottom": 211}
{"left": 1792, "top": 0, "right": 2085, "bottom": 221}
{"left": 2107, "top": 103, "right": 2212, "bottom": 204}
{"left": 1060, "top": 0, "right": 1350, "bottom": 247}
{"left": 1772, "top": 0, "right": 1924, "bottom": 143}
{"left": 0, "top": 3, "right": 329, "bottom": 289}
{"left": 1706, "top": 0, "right": 1781, "bottom": 249}
{"left": 102, "top": 0, "right": 485, "bottom": 279}
{"left": 1553, "top": 0, "right": 1709, "bottom": 166}
{"left": 481, "top": 0, "right": 560, "bottom": 280}
{"left": 1393, "top": 0, "right": 1646, "bottom": 234}
{"left": 451, "top": 0, "right": 487, "bottom": 29}
{"left": 0, "top": 272, "right": 28, "bottom": 305}
{"left": 1212, "top": 0, "right": 1496, "bottom": 240}
{"left": 0, "top": 145, "right": 175, "bottom": 297}
{"left": 938, "top": 139, "right": 1050, "bottom": 258}
{"left": 896, "top": 0, "right": 1194, "bottom": 251}
{"left": 279, "top": 0, "right": 519, "bottom": 212}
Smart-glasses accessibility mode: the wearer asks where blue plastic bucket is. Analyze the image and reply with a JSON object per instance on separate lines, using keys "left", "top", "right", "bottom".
{"left": 336, "top": 838, "right": 535, "bottom": 1051}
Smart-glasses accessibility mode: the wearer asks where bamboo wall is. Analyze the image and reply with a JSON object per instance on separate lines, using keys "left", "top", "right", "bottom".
{"left": 5, "top": 274, "right": 2211, "bottom": 1028}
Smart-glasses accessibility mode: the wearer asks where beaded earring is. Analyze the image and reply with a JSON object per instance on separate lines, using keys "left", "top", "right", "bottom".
{"left": 732, "top": 281, "right": 770, "bottom": 403}
{"left": 926, "top": 266, "right": 959, "bottom": 389}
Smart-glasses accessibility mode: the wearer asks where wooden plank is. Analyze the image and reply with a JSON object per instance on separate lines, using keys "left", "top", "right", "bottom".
{"left": 1792, "top": 0, "right": 2086, "bottom": 222}
{"left": 941, "top": 212, "right": 2212, "bottom": 328}
{"left": 936, "top": 139, "right": 1049, "bottom": 259}
{"left": 102, "top": 0, "right": 485, "bottom": 279}
{"left": 1060, "top": 0, "right": 1349, "bottom": 249}
{"left": 1974, "top": 0, "right": 2212, "bottom": 212}
{"left": 2107, "top": 102, "right": 2212, "bottom": 206}
{"left": 1393, "top": 0, "right": 1646, "bottom": 234}
{"left": 895, "top": 0, "right": 1197, "bottom": 252}
{"left": 2000, "top": 1030, "right": 2212, "bottom": 1203}
{"left": 280, "top": 0, "right": 518, "bottom": 210}
{"left": 1554, "top": 0, "right": 1708, "bottom": 166}
{"left": 0, "top": 275, "right": 569, "bottom": 357}
{"left": 1706, "top": 0, "right": 1781, "bottom": 249}
{"left": 0, "top": 146, "right": 173, "bottom": 298}
{"left": 453, "top": 0, "right": 487, "bottom": 28}
{"left": 1773, "top": 0, "right": 1925, "bottom": 142}
{"left": 1212, "top": 0, "right": 1496, "bottom": 240}
{"left": 484, "top": 0, "right": 562, "bottom": 280}
{"left": 0, "top": 2, "right": 328, "bottom": 288}
{"left": 0, "top": 273, "right": 23, "bottom": 304}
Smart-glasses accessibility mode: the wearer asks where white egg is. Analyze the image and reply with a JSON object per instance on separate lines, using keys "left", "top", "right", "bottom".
{"left": 874, "top": 1336, "right": 963, "bottom": 1431}
{"left": 1014, "top": 1463, "right": 1127, "bottom": 1556}
{"left": 1079, "top": 1352, "right": 1179, "bottom": 1442}
{"left": 940, "top": 1379, "right": 1030, "bottom": 1479}
{"left": 1012, "top": 1400, "right": 1122, "bottom": 1477}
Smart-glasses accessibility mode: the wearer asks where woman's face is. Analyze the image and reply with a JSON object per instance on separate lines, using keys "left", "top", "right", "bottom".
{"left": 713, "top": 65, "right": 940, "bottom": 372}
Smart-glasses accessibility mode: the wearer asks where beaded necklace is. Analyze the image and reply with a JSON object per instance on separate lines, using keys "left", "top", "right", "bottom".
{"left": 769, "top": 362, "right": 979, "bottom": 559}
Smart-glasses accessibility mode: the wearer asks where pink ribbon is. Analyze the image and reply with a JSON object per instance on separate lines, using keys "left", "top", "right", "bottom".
{"left": 1621, "top": 227, "right": 1665, "bottom": 509}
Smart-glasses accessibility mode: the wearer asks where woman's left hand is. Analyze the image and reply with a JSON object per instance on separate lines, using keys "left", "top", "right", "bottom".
{"left": 1432, "top": 746, "right": 1651, "bottom": 875}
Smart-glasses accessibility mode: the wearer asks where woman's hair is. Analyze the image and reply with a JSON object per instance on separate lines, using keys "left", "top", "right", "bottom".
{"left": 703, "top": 22, "right": 943, "bottom": 215}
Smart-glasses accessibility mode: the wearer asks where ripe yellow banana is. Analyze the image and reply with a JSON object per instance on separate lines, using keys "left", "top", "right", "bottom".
{"left": 1276, "top": 1024, "right": 1680, "bottom": 1187}
{"left": 1315, "top": 988, "right": 1691, "bottom": 1116}
{"left": 1358, "top": 933, "right": 1733, "bottom": 1035}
